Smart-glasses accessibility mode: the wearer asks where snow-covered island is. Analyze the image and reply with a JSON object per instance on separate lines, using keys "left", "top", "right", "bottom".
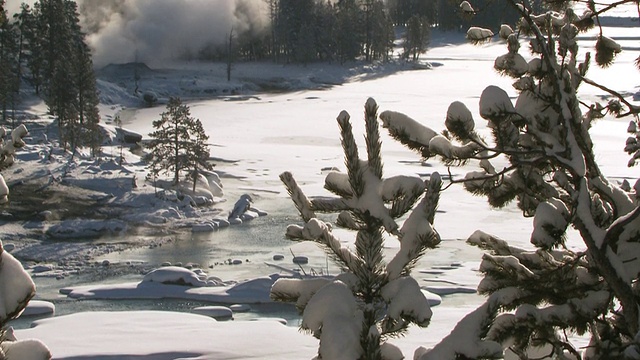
{"left": 1, "top": 0, "right": 640, "bottom": 359}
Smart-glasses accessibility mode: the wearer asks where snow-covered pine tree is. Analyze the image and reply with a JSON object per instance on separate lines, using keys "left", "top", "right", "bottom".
{"left": 383, "top": 1, "right": 640, "bottom": 358}
{"left": 270, "top": 98, "right": 441, "bottom": 360}
{"left": 146, "top": 97, "right": 212, "bottom": 188}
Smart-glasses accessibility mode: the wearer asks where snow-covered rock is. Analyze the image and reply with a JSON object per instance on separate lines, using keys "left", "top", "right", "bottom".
{"left": 191, "top": 305, "right": 233, "bottom": 320}
{"left": 142, "top": 266, "right": 207, "bottom": 287}
{"left": 20, "top": 300, "right": 55, "bottom": 318}
{"left": 45, "top": 219, "right": 127, "bottom": 239}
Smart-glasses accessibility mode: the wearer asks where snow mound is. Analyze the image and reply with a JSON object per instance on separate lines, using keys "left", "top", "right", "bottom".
{"left": 45, "top": 219, "right": 127, "bottom": 239}
{"left": 142, "top": 266, "right": 207, "bottom": 287}
{"left": 191, "top": 305, "right": 233, "bottom": 320}
{"left": 20, "top": 300, "right": 55, "bottom": 318}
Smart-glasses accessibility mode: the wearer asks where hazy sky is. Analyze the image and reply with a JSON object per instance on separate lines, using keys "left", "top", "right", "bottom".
{"left": 8, "top": 0, "right": 269, "bottom": 67}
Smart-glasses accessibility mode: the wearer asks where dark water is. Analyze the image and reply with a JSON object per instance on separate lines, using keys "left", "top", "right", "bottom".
{"left": 20, "top": 209, "right": 316, "bottom": 329}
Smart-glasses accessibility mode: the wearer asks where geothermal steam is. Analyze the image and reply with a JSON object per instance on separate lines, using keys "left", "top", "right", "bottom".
{"left": 9, "top": 0, "right": 269, "bottom": 67}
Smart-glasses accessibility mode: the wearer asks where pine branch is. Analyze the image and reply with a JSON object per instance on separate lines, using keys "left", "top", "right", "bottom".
{"left": 573, "top": 180, "right": 639, "bottom": 336}
{"left": 338, "top": 111, "right": 364, "bottom": 197}
{"left": 419, "top": 288, "right": 528, "bottom": 359}
{"left": 385, "top": 125, "right": 430, "bottom": 158}
{"left": 336, "top": 211, "right": 366, "bottom": 231}
{"left": 324, "top": 172, "right": 354, "bottom": 199}
{"left": 310, "top": 197, "right": 350, "bottom": 213}
{"left": 578, "top": 74, "right": 640, "bottom": 117}
{"left": 424, "top": 174, "right": 442, "bottom": 224}
{"left": 389, "top": 182, "right": 424, "bottom": 218}
{"left": 355, "top": 227, "right": 386, "bottom": 279}
{"left": 280, "top": 171, "right": 316, "bottom": 222}
{"left": 364, "top": 98, "right": 383, "bottom": 179}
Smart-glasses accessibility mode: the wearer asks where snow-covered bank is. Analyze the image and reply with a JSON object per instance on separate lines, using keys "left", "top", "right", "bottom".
{"left": 16, "top": 311, "right": 319, "bottom": 360}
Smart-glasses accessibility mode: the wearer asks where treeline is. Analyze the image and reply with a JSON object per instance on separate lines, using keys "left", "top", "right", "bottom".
{"left": 211, "top": 0, "right": 520, "bottom": 64}
{"left": 0, "top": 0, "right": 101, "bottom": 155}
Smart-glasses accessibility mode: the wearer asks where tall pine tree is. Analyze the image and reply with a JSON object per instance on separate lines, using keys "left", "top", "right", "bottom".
{"left": 0, "top": 1, "right": 19, "bottom": 123}
{"left": 31, "top": 0, "right": 101, "bottom": 154}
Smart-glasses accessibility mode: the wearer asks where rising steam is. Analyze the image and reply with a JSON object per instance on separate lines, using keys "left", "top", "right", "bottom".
{"left": 9, "top": 0, "right": 269, "bottom": 67}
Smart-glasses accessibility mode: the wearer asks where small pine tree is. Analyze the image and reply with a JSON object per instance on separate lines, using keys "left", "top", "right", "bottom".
{"left": 146, "top": 97, "right": 212, "bottom": 188}
{"left": 271, "top": 98, "right": 442, "bottom": 359}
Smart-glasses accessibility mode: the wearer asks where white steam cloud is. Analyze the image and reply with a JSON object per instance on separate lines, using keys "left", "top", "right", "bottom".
{"left": 8, "top": 0, "right": 269, "bottom": 68}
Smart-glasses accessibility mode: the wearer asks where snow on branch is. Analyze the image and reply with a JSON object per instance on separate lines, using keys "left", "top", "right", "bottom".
{"left": 514, "top": 290, "right": 609, "bottom": 329}
{"left": 416, "top": 288, "right": 525, "bottom": 359}
{"left": 381, "top": 277, "right": 432, "bottom": 328}
{"left": 0, "top": 240, "right": 51, "bottom": 359}
{"left": 445, "top": 101, "right": 475, "bottom": 141}
{"left": 429, "top": 134, "right": 483, "bottom": 161}
{"left": 0, "top": 241, "right": 36, "bottom": 325}
{"left": 270, "top": 277, "right": 331, "bottom": 311}
{"left": 467, "top": 230, "right": 525, "bottom": 256}
{"left": 280, "top": 171, "right": 316, "bottom": 222}
{"left": 301, "top": 281, "right": 364, "bottom": 360}
{"left": 379, "top": 110, "right": 437, "bottom": 158}
{"left": 285, "top": 218, "right": 363, "bottom": 272}
{"left": 530, "top": 198, "right": 570, "bottom": 248}
{"left": 466, "top": 27, "right": 494, "bottom": 44}
{"left": 479, "top": 86, "right": 516, "bottom": 122}
{"left": 387, "top": 174, "right": 442, "bottom": 280}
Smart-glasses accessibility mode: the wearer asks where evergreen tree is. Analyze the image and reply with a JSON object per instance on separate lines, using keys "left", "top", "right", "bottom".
{"left": 146, "top": 97, "right": 212, "bottom": 187}
{"left": 382, "top": 0, "right": 640, "bottom": 357}
{"left": 12, "top": 3, "right": 35, "bottom": 85}
{"left": 74, "top": 40, "right": 102, "bottom": 156}
{"left": 276, "top": 0, "right": 315, "bottom": 63}
{"left": 24, "top": 2, "right": 44, "bottom": 95}
{"left": 271, "top": 98, "right": 441, "bottom": 359}
{"left": 266, "top": 0, "right": 281, "bottom": 62}
{"left": 37, "top": 0, "right": 78, "bottom": 149}
{"left": 30, "top": 0, "right": 101, "bottom": 154}
{"left": 0, "top": 1, "right": 19, "bottom": 123}
{"left": 369, "top": 1, "right": 394, "bottom": 62}
{"left": 335, "top": 0, "right": 364, "bottom": 63}
{"left": 313, "top": 0, "right": 337, "bottom": 62}
{"left": 402, "top": 15, "right": 430, "bottom": 61}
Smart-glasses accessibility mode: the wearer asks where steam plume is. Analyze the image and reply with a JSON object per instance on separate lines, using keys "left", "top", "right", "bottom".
{"left": 8, "top": 0, "right": 269, "bottom": 67}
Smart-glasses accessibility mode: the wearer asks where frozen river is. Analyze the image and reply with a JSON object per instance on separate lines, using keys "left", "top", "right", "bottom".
{"left": 21, "top": 29, "right": 639, "bottom": 331}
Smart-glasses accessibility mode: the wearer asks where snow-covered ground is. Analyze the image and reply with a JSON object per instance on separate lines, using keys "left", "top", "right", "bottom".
{"left": 3, "top": 17, "right": 639, "bottom": 360}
